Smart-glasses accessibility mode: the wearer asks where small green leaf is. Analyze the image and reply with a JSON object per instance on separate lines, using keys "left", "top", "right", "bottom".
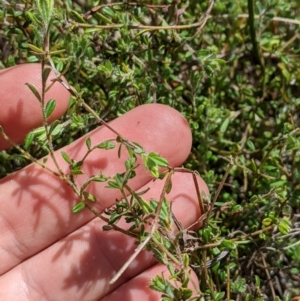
{"left": 91, "top": 175, "right": 108, "bottom": 182}
{"left": 70, "top": 169, "right": 84, "bottom": 175}
{"left": 211, "top": 260, "right": 221, "bottom": 271}
{"left": 50, "top": 123, "right": 63, "bottom": 136}
{"left": 214, "top": 292, "right": 225, "bottom": 301}
{"left": 220, "top": 117, "right": 230, "bottom": 133}
{"left": 24, "top": 131, "right": 35, "bottom": 150}
{"left": 42, "top": 68, "right": 52, "bottom": 83}
{"left": 246, "top": 139, "right": 255, "bottom": 151}
{"left": 61, "top": 151, "right": 71, "bottom": 164}
{"left": 259, "top": 232, "right": 266, "bottom": 240}
{"left": 125, "top": 156, "right": 136, "bottom": 170}
{"left": 26, "top": 83, "right": 41, "bottom": 102}
{"left": 69, "top": 10, "right": 86, "bottom": 23}
{"left": 107, "top": 181, "right": 120, "bottom": 189}
{"left": 167, "top": 263, "right": 175, "bottom": 276}
{"left": 96, "top": 140, "right": 115, "bottom": 150}
{"left": 72, "top": 201, "right": 85, "bottom": 213}
{"left": 133, "top": 147, "right": 145, "bottom": 154}
{"left": 263, "top": 131, "right": 272, "bottom": 138}
{"left": 45, "top": 99, "right": 56, "bottom": 118}
{"left": 25, "top": 11, "right": 42, "bottom": 25}
{"left": 221, "top": 240, "right": 236, "bottom": 250}
{"left": 142, "top": 153, "right": 163, "bottom": 178}
{"left": 181, "top": 288, "right": 193, "bottom": 300}
{"left": 86, "top": 137, "right": 91, "bottom": 150}
{"left": 150, "top": 166, "right": 159, "bottom": 178}
{"left": 70, "top": 161, "right": 84, "bottom": 175}
{"left": 107, "top": 174, "right": 123, "bottom": 189}
{"left": 278, "top": 217, "right": 291, "bottom": 235}
{"left": 182, "top": 253, "right": 189, "bottom": 269}
{"left": 166, "top": 180, "right": 172, "bottom": 194}
{"left": 254, "top": 275, "right": 261, "bottom": 287}
{"left": 27, "top": 44, "right": 45, "bottom": 54}
{"left": 270, "top": 180, "right": 287, "bottom": 187}
{"left": 200, "top": 226, "right": 212, "bottom": 242}
{"left": 182, "top": 275, "right": 189, "bottom": 288}
{"left": 148, "top": 152, "right": 169, "bottom": 167}
{"left": 83, "top": 191, "right": 96, "bottom": 203}
{"left": 97, "top": 12, "right": 113, "bottom": 24}
{"left": 231, "top": 277, "right": 246, "bottom": 293}
{"left": 27, "top": 55, "right": 39, "bottom": 63}
{"left": 149, "top": 276, "right": 167, "bottom": 293}
{"left": 139, "top": 199, "right": 152, "bottom": 214}
{"left": 262, "top": 217, "right": 273, "bottom": 227}
{"left": 102, "top": 6, "right": 116, "bottom": 18}
{"left": 132, "top": 142, "right": 145, "bottom": 154}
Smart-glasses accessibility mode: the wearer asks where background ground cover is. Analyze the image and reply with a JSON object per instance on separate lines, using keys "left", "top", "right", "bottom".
{"left": 0, "top": 0, "right": 300, "bottom": 300}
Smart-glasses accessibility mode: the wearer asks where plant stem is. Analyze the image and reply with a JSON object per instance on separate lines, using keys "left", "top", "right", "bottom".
{"left": 247, "top": 0, "right": 264, "bottom": 68}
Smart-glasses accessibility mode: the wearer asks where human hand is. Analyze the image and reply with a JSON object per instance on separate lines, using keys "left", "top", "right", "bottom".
{"left": 0, "top": 64, "right": 209, "bottom": 300}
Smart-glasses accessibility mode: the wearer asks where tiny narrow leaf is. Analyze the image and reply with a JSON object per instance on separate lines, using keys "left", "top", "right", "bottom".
{"left": 42, "top": 67, "right": 52, "bottom": 83}
{"left": 150, "top": 166, "right": 159, "bottom": 178}
{"left": 83, "top": 191, "right": 96, "bottom": 203}
{"left": 70, "top": 10, "right": 86, "bottom": 23}
{"left": 220, "top": 117, "right": 230, "bottom": 133}
{"left": 27, "top": 44, "right": 46, "bottom": 54}
{"left": 50, "top": 123, "right": 63, "bottom": 137}
{"left": 24, "top": 131, "right": 35, "bottom": 150}
{"left": 70, "top": 168, "right": 84, "bottom": 175}
{"left": 96, "top": 140, "right": 115, "bottom": 150}
{"left": 45, "top": 99, "right": 56, "bottom": 118}
{"left": 85, "top": 137, "right": 91, "bottom": 150}
{"left": 70, "top": 160, "right": 84, "bottom": 175}
{"left": 165, "top": 178, "right": 172, "bottom": 194}
{"left": 221, "top": 240, "right": 236, "bottom": 249}
{"left": 148, "top": 152, "right": 168, "bottom": 167}
{"left": 181, "top": 288, "right": 193, "bottom": 299}
{"left": 61, "top": 151, "right": 71, "bottom": 164}
{"left": 72, "top": 202, "right": 85, "bottom": 213}
{"left": 26, "top": 83, "right": 41, "bottom": 102}
{"left": 262, "top": 217, "right": 273, "bottom": 227}
{"left": 182, "top": 253, "right": 190, "bottom": 269}
{"left": 91, "top": 175, "right": 108, "bottom": 182}
{"left": 278, "top": 217, "right": 291, "bottom": 235}
{"left": 133, "top": 147, "right": 145, "bottom": 155}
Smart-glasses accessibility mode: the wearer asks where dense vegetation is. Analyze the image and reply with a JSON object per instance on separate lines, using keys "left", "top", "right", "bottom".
{"left": 0, "top": 0, "right": 299, "bottom": 300}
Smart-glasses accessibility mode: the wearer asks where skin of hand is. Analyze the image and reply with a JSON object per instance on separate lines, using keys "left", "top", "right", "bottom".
{"left": 0, "top": 64, "right": 209, "bottom": 301}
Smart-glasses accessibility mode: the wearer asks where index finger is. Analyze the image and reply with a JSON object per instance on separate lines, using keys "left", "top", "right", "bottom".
{"left": 0, "top": 63, "right": 70, "bottom": 150}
